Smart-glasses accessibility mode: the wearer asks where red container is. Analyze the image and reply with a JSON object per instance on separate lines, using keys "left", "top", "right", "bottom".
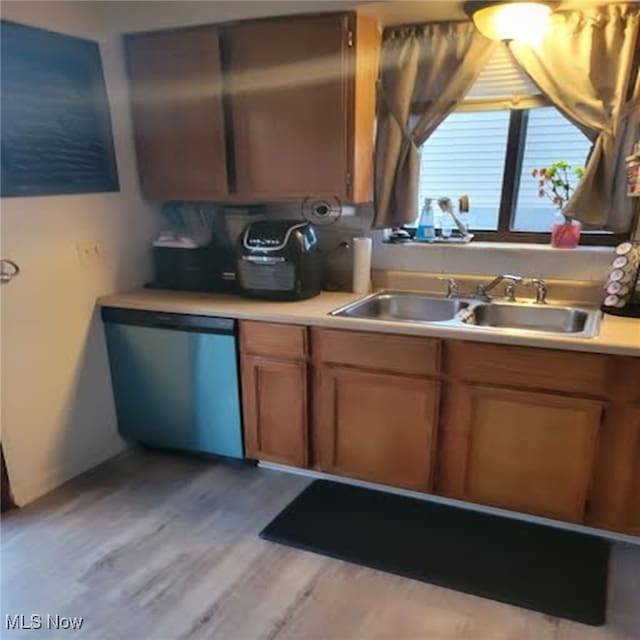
{"left": 551, "top": 221, "right": 581, "bottom": 249}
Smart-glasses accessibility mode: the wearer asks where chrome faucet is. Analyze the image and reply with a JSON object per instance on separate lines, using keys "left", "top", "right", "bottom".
{"left": 475, "top": 274, "right": 524, "bottom": 301}
{"left": 531, "top": 278, "right": 548, "bottom": 304}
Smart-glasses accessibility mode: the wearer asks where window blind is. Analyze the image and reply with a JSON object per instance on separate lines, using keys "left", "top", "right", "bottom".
{"left": 461, "top": 43, "right": 545, "bottom": 111}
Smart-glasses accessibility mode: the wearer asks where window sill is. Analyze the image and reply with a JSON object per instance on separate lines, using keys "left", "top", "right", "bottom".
{"left": 382, "top": 241, "right": 615, "bottom": 254}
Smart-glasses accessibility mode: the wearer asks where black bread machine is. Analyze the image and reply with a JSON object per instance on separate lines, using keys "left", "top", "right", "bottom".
{"left": 237, "top": 220, "right": 323, "bottom": 300}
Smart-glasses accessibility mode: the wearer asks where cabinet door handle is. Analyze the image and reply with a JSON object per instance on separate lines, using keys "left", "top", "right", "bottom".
{"left": 0, "top": 259, "right": 20, "bottom": 284}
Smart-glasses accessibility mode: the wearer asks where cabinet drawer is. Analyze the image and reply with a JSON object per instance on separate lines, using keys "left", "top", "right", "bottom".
{"left": 445, "top": 340, "right": 609, "bottom": 396}
{"left": 240, "top": 321, "right": 307, "bottom": 360}
{"left": 312, "top": 328, "right": 440, "bottom": 376}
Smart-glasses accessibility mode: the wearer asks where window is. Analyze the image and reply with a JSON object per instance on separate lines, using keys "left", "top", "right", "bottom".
{"left": 419, "top": 110, "right": 510, "bottom": 231}
{"left": 416, "top": 45, "right": 623, "bottom": 244}
{"left": 513, "top": 108, "right": 592, "bottom": 231}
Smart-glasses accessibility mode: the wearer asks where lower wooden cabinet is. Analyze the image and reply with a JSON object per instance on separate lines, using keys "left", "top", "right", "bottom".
{"left": 628, "top": 441, "right": 640, "bottom": 535}
{"left": 314, "top": 365, "right": 440, "bottom": 491}
{"left": 241, "top": 356, "right": 308, "bottom": 467}
{"left": 439, "top": 384, "right": 603, "bottom": 522}
{"left": 587, "top": 406, "right": 640, "bottom": 534}
{"left": 238, "top": 320, "right": 638, "bottom": 536}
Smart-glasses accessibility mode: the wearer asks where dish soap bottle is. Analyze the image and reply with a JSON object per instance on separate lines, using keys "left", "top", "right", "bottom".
{"left": 415, "top": 198, "right": 435, "bottom": 242}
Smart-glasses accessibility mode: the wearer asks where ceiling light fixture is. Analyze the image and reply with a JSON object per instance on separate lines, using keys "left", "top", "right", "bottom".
{"left": 464, "top": 1, "right": 553, "bottom": 42}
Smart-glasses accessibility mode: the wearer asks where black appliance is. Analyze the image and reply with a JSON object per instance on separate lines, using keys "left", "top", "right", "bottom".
{"left": 151, "top": 212, "right": 238, "bottom": 293}
{"left": 153, "top": 244, "right": 209, "bottom": 291}
{"left": 237, "top": 220, "right": 323, "bottom": 301}
{"left": 152, "top": 243, "right": 237, "bottom": 293}
{"left": 208, "top": 239, "right": 238, "bottom": 293}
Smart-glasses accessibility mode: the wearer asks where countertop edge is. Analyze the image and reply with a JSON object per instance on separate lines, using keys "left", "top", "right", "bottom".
{"left": 98, "top": 290, "right": 640, "bottom": 358}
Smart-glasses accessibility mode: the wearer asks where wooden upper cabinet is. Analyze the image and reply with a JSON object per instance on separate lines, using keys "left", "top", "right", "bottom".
{"left": 439, "top": 384, "right": 603, "bottom": 523}
{"left": 124, "top": 27, "right": 228, "bottom": 200}
{"left": 224, "top": 13, "right": 379, "bottom": 201}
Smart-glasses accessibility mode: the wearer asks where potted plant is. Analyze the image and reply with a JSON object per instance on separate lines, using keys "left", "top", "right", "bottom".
{"left": 532, "top": 161, "right": 584, "bottom": 248}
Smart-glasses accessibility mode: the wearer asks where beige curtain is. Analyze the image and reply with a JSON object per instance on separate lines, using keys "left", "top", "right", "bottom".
{"left": 509, "top": 4, "right": 640, "bottom": 232}
{"left": 373, "top": 23, "right": 496, "bottom": 229}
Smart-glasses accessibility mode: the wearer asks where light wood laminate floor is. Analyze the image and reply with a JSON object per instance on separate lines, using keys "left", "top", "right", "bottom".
{"left": 2, "top": 450, "right": 639, "bottom": 640}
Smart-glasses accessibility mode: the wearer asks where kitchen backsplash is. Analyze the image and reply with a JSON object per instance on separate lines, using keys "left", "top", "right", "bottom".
{"left": 371, "top": 240, "right": 615, "bottom": 282}
{"left": 172, "top": 201, "right": 618, "bottom": 286}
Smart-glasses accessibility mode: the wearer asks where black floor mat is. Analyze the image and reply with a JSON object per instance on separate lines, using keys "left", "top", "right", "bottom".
{"left": 261, "top": 480, "right": 610, "bottom": 626}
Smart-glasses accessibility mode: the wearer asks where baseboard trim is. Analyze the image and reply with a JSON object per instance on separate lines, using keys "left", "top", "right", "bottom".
{"left": 258, "top": 461, "right": 640, "bottom": 546}
{"left": 10, "top": 440, "right": 128, "bottom": 506}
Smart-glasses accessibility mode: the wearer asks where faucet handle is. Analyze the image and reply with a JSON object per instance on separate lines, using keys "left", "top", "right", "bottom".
{"left": 530, "top": 278, "right": 548, "bottom": 304}
{"left": 504, "top": 283, "right": 517, "bottom": 302}
{"left": 438, "top": 276, "right": 459, "bottom": 298}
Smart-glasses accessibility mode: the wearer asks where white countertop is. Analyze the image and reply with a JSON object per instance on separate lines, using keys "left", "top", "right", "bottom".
{"left": 98, "top": 289, "right": 640, "bottom": 357}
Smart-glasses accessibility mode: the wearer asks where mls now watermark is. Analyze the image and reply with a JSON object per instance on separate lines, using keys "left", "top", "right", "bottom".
{"left": 6, "top": 614, "right": 84, "bottom": 631}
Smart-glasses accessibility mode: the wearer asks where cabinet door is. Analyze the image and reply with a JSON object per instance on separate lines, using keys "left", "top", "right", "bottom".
{"left": 588, "top": 406, "right": 640, "bottom": 535}
{"left": 241, "top": 356, "right": 308, "bottom": 467}
{"left": 315, "top": 366, "right": 439, "bottom": 491}
{"left": 439, "top": 385, "right": 603, "bottom": 522}
{"left": 627, "top": 431, "right": 640, "bottom": 535}
{"left": 625, "top": 430, "right": 640, "bottom": 536}
{"left": 125, "top": 27, "right": 228, "bottom": 200}
{"left": 225, "top": 14, "right": 351, "bottom": 199}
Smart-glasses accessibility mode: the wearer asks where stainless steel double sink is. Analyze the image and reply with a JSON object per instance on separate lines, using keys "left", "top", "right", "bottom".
{"left": 330, "top": 290, "right": 601, "bottom": 338}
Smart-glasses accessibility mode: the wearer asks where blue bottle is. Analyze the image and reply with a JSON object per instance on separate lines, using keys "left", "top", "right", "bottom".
{"left": 415, "top": 198, "right": 435, "bottom": 242}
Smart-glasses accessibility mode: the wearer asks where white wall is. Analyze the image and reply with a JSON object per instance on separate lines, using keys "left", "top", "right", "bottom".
{"left": 0, "top": 1, "right": 161, "bottom": 505}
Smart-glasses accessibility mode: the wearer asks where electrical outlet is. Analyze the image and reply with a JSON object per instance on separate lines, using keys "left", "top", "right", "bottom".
{"left": 76, "top": 241, "right": 102, "bottom": 265}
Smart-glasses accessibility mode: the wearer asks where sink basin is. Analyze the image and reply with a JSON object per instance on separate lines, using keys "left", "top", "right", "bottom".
{"left": 469, "top": 303, "right": 593, "bottom": 334}
{"left": 330, "top": 290, "right": 600, "bottom": 338}
{"left": 331, "top": 291, "right": 469, "bottom": 323}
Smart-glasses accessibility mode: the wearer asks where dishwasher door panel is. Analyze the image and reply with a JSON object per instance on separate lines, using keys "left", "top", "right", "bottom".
{"left": 104, "top": 323, "right": 243, "bottom": 458}
{"left": 192, "top": 331, "right": 243, "bottom": 457}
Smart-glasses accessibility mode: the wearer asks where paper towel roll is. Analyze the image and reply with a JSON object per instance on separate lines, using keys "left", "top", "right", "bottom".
{"left": 352, "top": 237, "right": 372, "bottom": 294}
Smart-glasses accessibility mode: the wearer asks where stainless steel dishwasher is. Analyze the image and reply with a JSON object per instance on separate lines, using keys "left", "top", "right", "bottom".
{"left": 101, "top": 307, "right": 243, "bottom": 458}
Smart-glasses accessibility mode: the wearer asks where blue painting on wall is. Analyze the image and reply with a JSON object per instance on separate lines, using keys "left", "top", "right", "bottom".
{"left": 1, "top": 20, "right": 119, "bottom": 197}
